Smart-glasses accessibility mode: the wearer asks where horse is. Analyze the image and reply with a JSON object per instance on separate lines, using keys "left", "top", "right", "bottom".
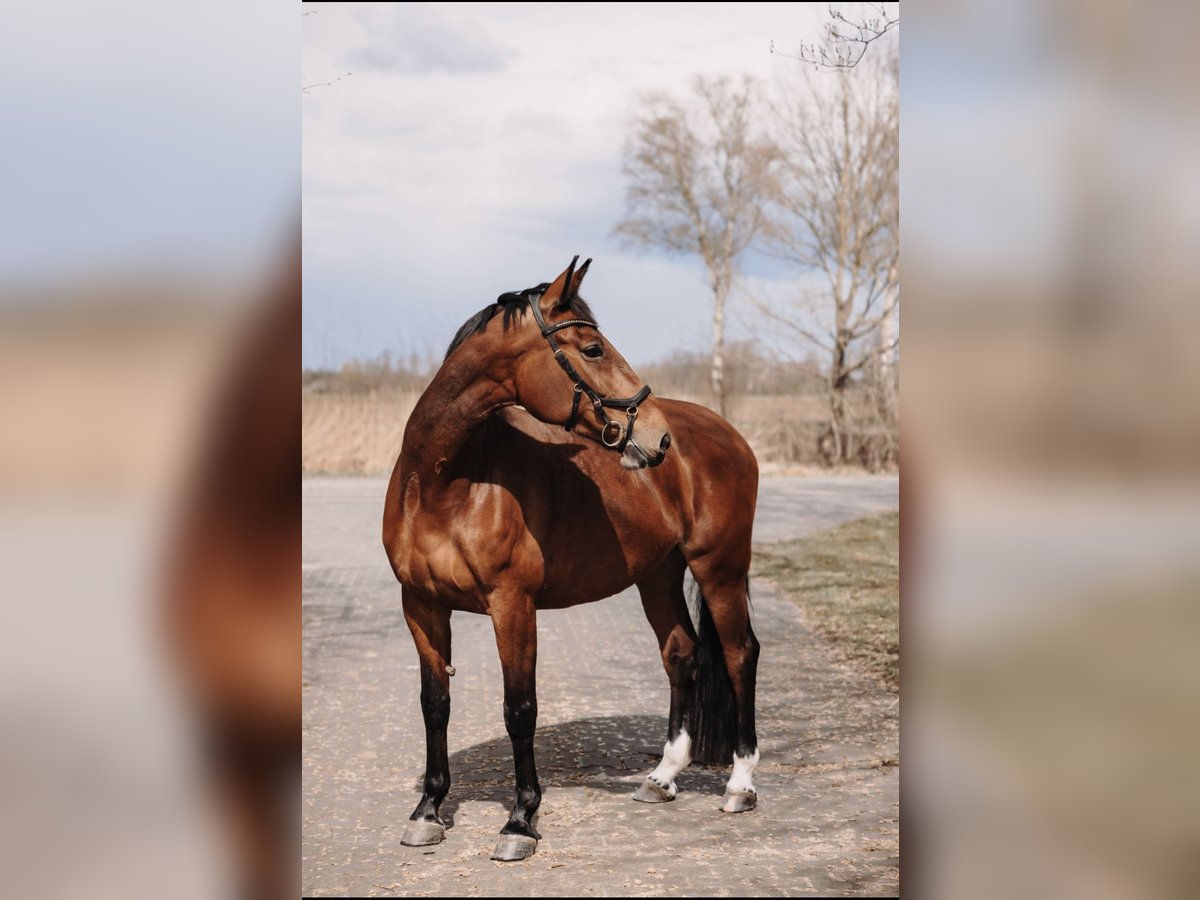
{"left": 382, "top": 256, "right": 760, "bottom": 862}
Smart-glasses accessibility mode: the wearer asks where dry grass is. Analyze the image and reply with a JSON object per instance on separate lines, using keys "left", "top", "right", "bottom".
{"left": 670, "top": 392, "right": 834, "bottom": 466}
{"left": 753, "top": 512, "right": 900, "bottom": 691}
{"left": 302, "top": 390, "right": 418, "bottom": 475}
{"left": 302, "top": 388, "right": 893, "bottom": 474}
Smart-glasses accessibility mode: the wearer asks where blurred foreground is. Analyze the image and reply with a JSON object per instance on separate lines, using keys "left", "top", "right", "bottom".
{"left": 904, "top": 0, "right": 1200, "bottom": 897}
{"left": 0, "top": 256, "right": 300, "bottom": 900}
{"left": 0, "top": 2, "right": 298, "bottom": 897}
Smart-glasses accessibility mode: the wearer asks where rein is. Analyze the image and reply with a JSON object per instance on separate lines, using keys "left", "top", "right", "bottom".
{"left": 526, "top": 295, "right": 652, "bottom": 453}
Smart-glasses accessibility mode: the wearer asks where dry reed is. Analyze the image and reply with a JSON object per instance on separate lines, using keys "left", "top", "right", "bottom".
{"left": 301, "top": 388, "right": 893, "bottom": 474}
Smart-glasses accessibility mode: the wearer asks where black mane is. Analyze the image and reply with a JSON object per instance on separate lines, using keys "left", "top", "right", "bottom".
{"left": 444, "top": 283, "right": 599, "bottom": 360}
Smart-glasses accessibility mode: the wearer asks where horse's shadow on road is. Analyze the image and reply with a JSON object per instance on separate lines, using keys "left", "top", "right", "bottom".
{"left": 428, "top": 714, "right": 730, "bottom": 826}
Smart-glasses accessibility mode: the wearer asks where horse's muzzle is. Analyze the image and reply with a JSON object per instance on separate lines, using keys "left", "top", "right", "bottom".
{"left": 624, "top": 432, "right": 671, "bottom": 470}
{"left": 646, "top": 432, "right": 671, "bottom": 467}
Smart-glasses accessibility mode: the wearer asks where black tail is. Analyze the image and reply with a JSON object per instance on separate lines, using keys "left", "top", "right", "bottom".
{"left": 686, "top": 582, "right": 738, "bottom": 766}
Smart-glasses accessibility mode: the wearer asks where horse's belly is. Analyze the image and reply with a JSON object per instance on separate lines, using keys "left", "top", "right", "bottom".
{"left": 536, "top": 530, "right": 678, "bottom": 609}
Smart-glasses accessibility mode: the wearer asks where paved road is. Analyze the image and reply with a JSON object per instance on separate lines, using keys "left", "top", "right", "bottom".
{"left": 303, "top": 475, "right": 899, "bottom": 897}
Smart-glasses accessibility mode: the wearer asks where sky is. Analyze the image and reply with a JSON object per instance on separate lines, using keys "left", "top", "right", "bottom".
{"left": 0, "top": 1, "right": 298, "bottom": 288}
{"left": 302, "top": 2, "right": 828, "bottom": 369}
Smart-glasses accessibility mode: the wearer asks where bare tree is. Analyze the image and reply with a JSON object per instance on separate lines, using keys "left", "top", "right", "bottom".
{"left": 759, "top": 47, "right": 898, "bottom": 465}
{"left": 770, "top": 2, "right": 899, "bottom": 71}
{"left": 614, "top": 75, "right": 779, "bottom": 417}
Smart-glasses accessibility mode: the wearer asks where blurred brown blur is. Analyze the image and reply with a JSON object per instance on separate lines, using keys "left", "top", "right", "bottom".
{"left": 0, "top": 248, "right": 299, "bottom": 900}
{"left": 165, "top": 247, "right": 300, "bottom": 900}
{"left": 905, "top": 0, "right": 1200, "bottom": 897}
{"left": 0, "top": 1, "right": 299, "bottom": 894}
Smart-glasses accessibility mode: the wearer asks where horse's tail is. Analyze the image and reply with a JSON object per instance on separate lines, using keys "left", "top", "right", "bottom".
{"left": 687, "top": 581, "right": 740, "bottom": 766}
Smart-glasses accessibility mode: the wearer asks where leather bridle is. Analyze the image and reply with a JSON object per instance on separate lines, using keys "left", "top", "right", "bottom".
{"left": 526, "top": 293, "right": 652, "bottom": 453}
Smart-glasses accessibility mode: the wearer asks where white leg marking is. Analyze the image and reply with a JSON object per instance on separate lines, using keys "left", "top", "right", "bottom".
{"left": 647, "top": 730, "right": 692, "bottom": 795}
{"left": 726, "top": 748, "right": 760, "bottom": 794}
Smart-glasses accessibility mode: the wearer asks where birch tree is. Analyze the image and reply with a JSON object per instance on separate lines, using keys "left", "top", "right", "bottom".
{"left": 614, "top": 75, "right": 779, "bottom": 417}
{"left": 761, "top": 48, "right": 899, "bottom": 465}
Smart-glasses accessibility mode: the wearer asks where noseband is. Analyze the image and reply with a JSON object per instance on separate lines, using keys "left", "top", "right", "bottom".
{"left": 527, "top": 297, "right": 651, "bottom": 453}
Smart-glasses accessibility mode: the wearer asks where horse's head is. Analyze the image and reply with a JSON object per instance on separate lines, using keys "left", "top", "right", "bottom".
{"left": 507, "top": 257, "right": 672, "bottom": 470}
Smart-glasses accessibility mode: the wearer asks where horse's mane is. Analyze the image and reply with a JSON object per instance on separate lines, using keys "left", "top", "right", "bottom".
{"left": 444, "top": 284, "right": 598, "bottom": 360}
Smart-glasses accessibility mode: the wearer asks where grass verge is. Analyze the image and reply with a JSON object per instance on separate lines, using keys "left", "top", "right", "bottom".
{"left": 752, "top": 511, "right": 899, "bottom": 692}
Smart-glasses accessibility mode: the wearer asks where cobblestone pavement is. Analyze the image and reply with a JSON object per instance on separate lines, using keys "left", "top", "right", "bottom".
{"left": 303, "top": 475, "right": 899, "bottom": 897}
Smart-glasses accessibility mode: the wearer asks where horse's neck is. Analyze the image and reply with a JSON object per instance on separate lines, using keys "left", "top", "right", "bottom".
{"left": 400, "top": 351, "right": 510, "bottom": 489}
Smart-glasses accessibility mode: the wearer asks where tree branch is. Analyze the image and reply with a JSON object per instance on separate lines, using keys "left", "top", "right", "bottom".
{"left": 770, "top": 3, "right": 898, "bottom": 71}
{"left": 302, "top": 72, "right": 352, "bottom": 94}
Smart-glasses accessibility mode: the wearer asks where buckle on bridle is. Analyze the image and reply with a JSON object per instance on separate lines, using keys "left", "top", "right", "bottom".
{"left": 601, "top": 420, "right": 624, "bottom": 447}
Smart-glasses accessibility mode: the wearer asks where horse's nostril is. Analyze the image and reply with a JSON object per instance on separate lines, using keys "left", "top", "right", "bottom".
{"left": 660, "top": 433, "right": 672, "bottom": 452}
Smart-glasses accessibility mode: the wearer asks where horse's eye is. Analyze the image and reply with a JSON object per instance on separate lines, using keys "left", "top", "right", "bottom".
{"left": 582, "top": 344, "right": 604, "bottom": 359}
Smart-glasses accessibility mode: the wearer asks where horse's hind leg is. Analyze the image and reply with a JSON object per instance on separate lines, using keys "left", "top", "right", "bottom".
{"left": 688, "top": 555, "right": 761, "bottom": 813}
{"left": 400, "top": 588, "right": 453, "bottom": 846}
{"left": 633, "top": 550, "right": 697, "bottom": 803}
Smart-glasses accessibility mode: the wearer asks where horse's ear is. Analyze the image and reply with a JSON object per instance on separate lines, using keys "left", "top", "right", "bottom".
{"left": 566, "top": 257, "right": 592, "bottom": 308}
{"left": 542, "top": 256, "right": 592, "bottom": 314}
{"left": 538, "top": 255, "right": 579, "bottom": 315}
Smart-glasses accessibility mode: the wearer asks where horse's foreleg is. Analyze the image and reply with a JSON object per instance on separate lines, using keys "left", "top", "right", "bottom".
{"left": 634, "top": 552, "right": 697, "bottom": 803}
{"left": 400, "top": 589, "right": 453, "bottom": 846}
{"left": 489, "top": 593, "right": 541, "bottom": 861}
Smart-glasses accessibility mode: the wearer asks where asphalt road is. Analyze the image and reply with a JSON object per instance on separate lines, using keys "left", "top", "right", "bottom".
{"left": 303, "top": 474, "right": 899, "bottom": 897}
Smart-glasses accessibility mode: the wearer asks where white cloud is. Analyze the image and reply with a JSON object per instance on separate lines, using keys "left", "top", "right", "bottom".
{"left": 347, "top": 4, "right": 518, "bottom": 74}
{"left": 303, "top": 2, "right": 827, "bottom": 367}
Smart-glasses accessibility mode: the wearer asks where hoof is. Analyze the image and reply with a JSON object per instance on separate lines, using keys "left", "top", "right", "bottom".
{"left": 721, "top": 789, "right": 758, "bottom": 813}
{"left": 400, "top": 819, "right": 445, "bottom": 847}
{"left": 632, "top": 777, "right": 676, "bottom": 803}
{"left": 491, "top": 832, "right": 538, "bottom": 861}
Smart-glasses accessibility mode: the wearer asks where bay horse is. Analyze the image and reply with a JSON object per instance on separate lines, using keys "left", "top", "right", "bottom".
{"left": 382, "top": 257, "right": 760, "bottom": 861}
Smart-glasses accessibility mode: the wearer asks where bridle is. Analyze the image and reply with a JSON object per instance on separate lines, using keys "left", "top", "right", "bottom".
{"left": 526, "top": 292, "right": 652, "bottom": 453}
